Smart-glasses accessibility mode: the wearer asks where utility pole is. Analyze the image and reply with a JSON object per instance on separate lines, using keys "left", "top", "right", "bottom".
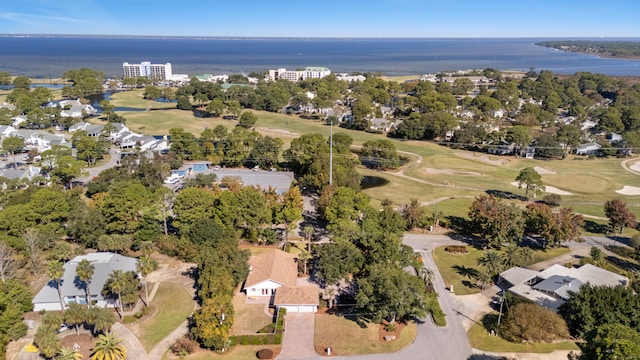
{"left": 329, "top": 120, "right": 333, "bottom": 186}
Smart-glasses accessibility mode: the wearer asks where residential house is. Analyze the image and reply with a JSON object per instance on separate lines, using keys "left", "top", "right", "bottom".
{"left": 32, "top": 252, "right": 138, "bottom": 311}
{"left": 498, "top": 264, "right": 628, "bottom": 311}
{"left": 57, "top": 99, "right": 97, "bottom": 118}
{"left": 606, "top": 132, "right": 622, "bottom": 144}
{"left": 0, "top": 165, "right": 41, "bottom": 181}
{"left": 0, "top": 125, "right": 16, "bottom": 139}
{"left": 11, "top": 115, "right": 27, "bottom": 128}
{"left": 369, "top": 118, "right": 393, "bottom": 133}
{"left": 576, "top": 142, "right": 601, "bottom": 155}
{"left": 243, "top": 249, "right": 319, "bottom": 313}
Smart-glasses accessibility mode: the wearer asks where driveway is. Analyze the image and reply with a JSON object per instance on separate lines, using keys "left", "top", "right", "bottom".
{"left": 277, "top": 312, "right": 317, "bottom": 360}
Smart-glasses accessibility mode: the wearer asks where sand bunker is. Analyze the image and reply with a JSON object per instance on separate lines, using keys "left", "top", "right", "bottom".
{"left": 616, "top": 186, "right": 640, "bottom": 195}
{"left": 534, "top": 166, "right": 557, "bottom": 175}
{"left": 426, "top": 168, "right": 482, "bottom": 176}
{"left": 510, "top": 182, "right": 573, "bottom": 195}
{"left": 455, "top": 152, "right": 510, "bottom": 166}
{"left": 631, "top": 161, "right": 640, "bottom": 173}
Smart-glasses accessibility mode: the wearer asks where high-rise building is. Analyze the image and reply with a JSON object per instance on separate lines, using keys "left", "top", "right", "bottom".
{"left": 122, "top": 61, "right": 173, "bottom": 80}
{"left": 268, "top": 67, "right": 331, "bottom": 82}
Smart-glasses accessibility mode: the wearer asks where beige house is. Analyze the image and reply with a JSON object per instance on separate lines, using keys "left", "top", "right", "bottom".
{"left": 243, "top": 249, "right": 319, "bottom": 313}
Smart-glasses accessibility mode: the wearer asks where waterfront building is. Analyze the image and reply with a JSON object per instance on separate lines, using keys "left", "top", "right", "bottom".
{"left": 268, "top": 66, "right": 331, "bottom": 82}
{"left": 123, "top": 61, "right": 173, "bottom": 80}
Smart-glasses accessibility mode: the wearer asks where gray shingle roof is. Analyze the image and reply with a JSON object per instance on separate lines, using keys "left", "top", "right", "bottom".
{"left": 33, "top": 252, "right": 138, "bottom": 305}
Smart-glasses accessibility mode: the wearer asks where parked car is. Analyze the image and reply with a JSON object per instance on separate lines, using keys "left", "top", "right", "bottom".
{"left": 213, "top": 165, "right": 221, "bottom": 171}
{"left": 252, "top": 165, "right": 260, "bottom": 172}
{"left": 57, "top": 323, "right": 69, "bottom": 333}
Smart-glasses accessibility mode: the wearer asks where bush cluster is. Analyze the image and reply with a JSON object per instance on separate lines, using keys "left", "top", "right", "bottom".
{"left": 169, "top": 336, "right": 197, "bottom": 358}
{"left": 444, "top": 245, "right": 468, "bottom": 254}
{"left": 231, "top": 334, "right": 282, "bottom": 346}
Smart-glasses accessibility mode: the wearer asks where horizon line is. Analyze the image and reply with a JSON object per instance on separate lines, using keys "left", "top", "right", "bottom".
{"left": 2, "top": 34, "right": 640, "bottom": 40}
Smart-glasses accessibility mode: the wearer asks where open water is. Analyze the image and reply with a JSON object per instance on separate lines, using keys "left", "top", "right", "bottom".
{"left": 1, "top": 36, "right": 640, "bottom": 78}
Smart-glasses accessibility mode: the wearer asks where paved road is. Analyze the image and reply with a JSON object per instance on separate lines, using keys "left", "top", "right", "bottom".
{"left": 77, "top": 147, "right": 120, "bottom": 183}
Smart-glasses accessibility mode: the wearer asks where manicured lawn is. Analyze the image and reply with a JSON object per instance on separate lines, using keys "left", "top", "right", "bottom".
{"left": 529, "top": 247, "right": 572, "bottom": 265}
{"left": 432, "top": 246, "right": 484, "bottom": 295}
{"left": 231, "top": 293, "right": 273, "bottom": 335}
{"left": 108, "top": 90, "right": 177, "bottom": 109}
{"left": 136, "top": 283, "right": 194, "bottom": 351}
{"left": 314, "top": 314, "right": 417, "bottom": 355}
{"left": 468, "top": 322, "right": 579, "bottom": 353}
{"left": 161, "top": 345, "right": 281, "bottom": 360}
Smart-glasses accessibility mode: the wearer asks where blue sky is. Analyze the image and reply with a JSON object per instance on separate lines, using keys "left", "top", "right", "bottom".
{"left": 1, "top": 0, "right": 638, "bottom": 38}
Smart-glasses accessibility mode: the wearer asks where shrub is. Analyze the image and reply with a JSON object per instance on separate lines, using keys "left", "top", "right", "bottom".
{"left": 169, "top": 336, "right": 197, "bottom": 358}
{"left": 500, "top": 302, "right": 569, "bottom": 342}
{"left": 543, "top": 194, "right": 562, "bottom": 206}
{"left": 257, "top": 323, "right": 275, "bottom": 333}
{"left": 257, "top": 348, "right": 274, "bottom": 359}
{"left": 444, "top": 245, "right": 468, "bottom": 254}
{"left": 274, "top": 334, "right": 282, "bottom": 344}
{"left": 240, "top": 335, "right": 249, "bottom": 345}
{"left": 123, "top": 315, "right": 137, "bottom": 323}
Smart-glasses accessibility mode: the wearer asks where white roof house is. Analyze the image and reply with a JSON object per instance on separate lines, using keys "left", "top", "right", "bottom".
{"left": 576, "top": 142, "right": 601, "bottom": 155}
{"left": 33, "top": 252, "right": 138, "bottom": 311}
{"left": 499, "top": 264, "right": 628, "bottom": 311}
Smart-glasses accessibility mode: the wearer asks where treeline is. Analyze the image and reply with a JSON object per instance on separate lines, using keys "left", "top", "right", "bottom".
{"left": 537, "top": 40, "right": 640, "bottom": 58}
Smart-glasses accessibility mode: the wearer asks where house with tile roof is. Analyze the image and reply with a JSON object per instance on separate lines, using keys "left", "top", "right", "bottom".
{"left": 33, "top": 252, "right": 138, "bottom": 311}
{"left": 243, "top": 249, "right": 319, "bottom": 313}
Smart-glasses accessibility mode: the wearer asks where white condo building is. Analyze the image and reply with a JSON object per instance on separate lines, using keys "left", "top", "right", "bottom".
{"left": 123, "top": 61, "right": 173, "bottom": 80}
{"left": 268, "top": 66, "right": 331, "bottom": 82}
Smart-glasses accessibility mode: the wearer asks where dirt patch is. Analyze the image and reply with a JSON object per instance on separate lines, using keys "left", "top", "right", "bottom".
{"left": 256, "top": 127, "right": 300, "bottom": 138}
{"left": 61, "top": 333, "right": 94, "bottom": 359}
{"left": 534, "top": 166, "right": 557, "bottom": 175}
{"left": 455, "top": 152, "right": 510, "bottom": 166}
{"left": 616, "top": 185, "right": 640, "bottom": 195}
{"left": 426, "top": 168, "right": 482, "bottom": 176}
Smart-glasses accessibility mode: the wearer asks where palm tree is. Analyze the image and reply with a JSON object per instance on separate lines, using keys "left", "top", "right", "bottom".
{"left": 91, "top": 333, "right": 127, "bottom": 360}
{"left": 520, "top": 246, "right": 535, "bottom": 266}
{"left": 136, "top": 256, "right": 157, "bottom": 307}
{"left": 502, "top": 244, "right": 523, "bottom": 268}
{"left": 419, "top": 267, "right": 435, "bottom": 286}
{"left": 298, "top": 251, "right": 310, "bottom": 275}
{"left": 64, "top": 303, "right": 86, "bottom": 336}
{"left": 477, "top": 250, "right": 505, "bottom": 277}
{"left": 87, "top": 307, "right": 115, "bottom": 336}
{"left": 76, "top": 259, "right": 95, "bottom": 308}
{"left": 303, "top": 226, "right": 314, "bottom": 253}
{"left": 104, "top": 270, "right": 127, "bottom": 319}
{"left": 56, "top": 347, "right": 83, "bottom": 360}
{"left": 48, "top": 260, "right": 66, "bottom": 312}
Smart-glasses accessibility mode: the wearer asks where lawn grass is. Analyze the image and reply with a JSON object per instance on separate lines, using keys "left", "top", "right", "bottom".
{"left": 230, "top": 293, "right": 273, "bottom": 335}
{"left": 529, "top": 247, "right": 572, "bottom": 265}
{"left": 432, "top": 246, "right": 484, "bottom": 295}
{"left": 314, "top": 314, "right": 417, "bottom": 355}
{"left": 108, "top": 90, "right": 177, "bottom": 109}
{"left": 136, "top": 283, "right": 194, "bottom": 351}
{"left": 161, "top": 345, "right": 281, "bottom": 360}
{"left": 468, "top": 322, "right": 579, "bottom": 353}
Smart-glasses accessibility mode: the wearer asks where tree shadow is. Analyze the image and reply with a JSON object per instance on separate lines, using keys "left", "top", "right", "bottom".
{"left": 583, "top": 220, "right": 609, "bottom": 234}
{"left": 445, "top": 216, "right": 471, "bottom": 234}
{"left": 453, "top": 265, "right": 479, "bottom": 280}
{"left": 485, "top": 189, "right": 527, "bottom": 201}
{"left": 606, "top": 255, "right": 640, "bottom": 273}
{"left": 360, "top": 176, "right": 390, "bottom": 190}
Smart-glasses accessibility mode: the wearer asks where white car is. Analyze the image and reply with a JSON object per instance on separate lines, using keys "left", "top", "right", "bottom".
{"left": 57, "top": 323, "right": 69, "bottom": 333}
{"left": 252, "top": 166, "right": 260, "bottom": 172}
{"left": 212, "top": 165, "right": 221, "bottom": 171}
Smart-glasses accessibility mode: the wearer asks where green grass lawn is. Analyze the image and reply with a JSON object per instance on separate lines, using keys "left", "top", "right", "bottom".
{"left": 231, "top": 293, "right": 273, "bottom": 335}
{"left": 433, "top": 246, "right": 484, "bottom": 295}
{"left": 468, "top": 322, "right": 579, "bottom": 353}
{"left": 136, "top": 283, "right": 194, "bottom": 351}
{"left": 529, "top": 247, "right": 572, "bottom": 265}
{"left": 314, "top": 314, "right": 417, "bottom": 355}
{"left": 108, "top": 90, "right": 177, "bottom": 109}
